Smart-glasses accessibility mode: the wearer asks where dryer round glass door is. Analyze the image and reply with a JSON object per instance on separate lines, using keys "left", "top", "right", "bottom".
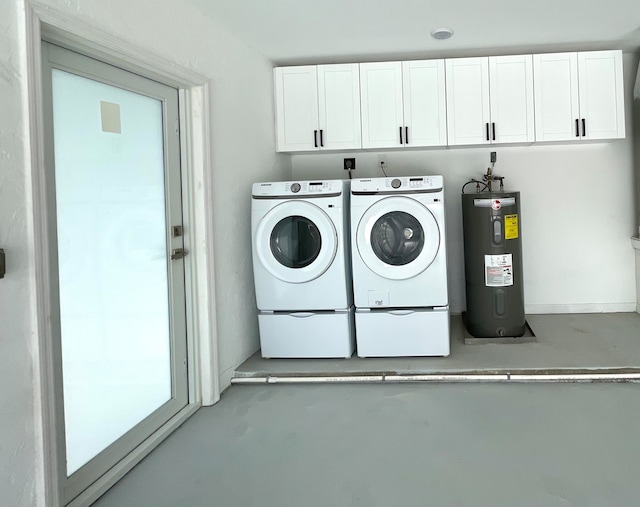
{"left": 256, "top": 201, "right": 338, "bottom": 283}
{"left": 356, "top": 196, "right": 440, "bottom": 280}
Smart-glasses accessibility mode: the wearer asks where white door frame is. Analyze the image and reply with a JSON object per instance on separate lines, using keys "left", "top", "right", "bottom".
{"left": 24, "top": 2, "right": 220, "bottom": 506}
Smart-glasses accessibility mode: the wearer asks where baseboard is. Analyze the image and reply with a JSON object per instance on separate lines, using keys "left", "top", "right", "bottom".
{"left": 219, "top": 366, "right": 236, "bottom": 393}
{"left": 525, "top": 303, "right": 637, "bottom": 314}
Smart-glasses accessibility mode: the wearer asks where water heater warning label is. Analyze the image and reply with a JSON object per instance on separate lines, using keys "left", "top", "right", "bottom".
{"left": 485, "top": 254, "right": 513, "bottom": 287}
{"left": 504, "top": 214, "right": 519, "bottom": 239}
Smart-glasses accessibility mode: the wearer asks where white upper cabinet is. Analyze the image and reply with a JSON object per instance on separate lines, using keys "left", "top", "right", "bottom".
{"left": 446, "top": 57, "right": 491, "bottom": 145}
{"left": 317, "top": 65, "right": 362, "bottom": 150}
{"left": 360, "top": 60, "right": 447, "bottom": 149}
{"left": 274, "top": 64, "right": 361, "bottom": 152}
{"left": 274, "top": 66, "right": 319, "bottom": 152}
{"left": 446, "top": 55, "right": 534, "bottom": 146}
{"left": 402, "top": 60, "right": 448, "bottom": 147}
{"left": 274, "top": 50, "right": 625, "bottom": 152}
{"left": 489, "top": 55, "right": 535, "bottom": 143}
{"left": 360, "top": 62, "right": 404, "bottom": 148}
{"left": 578, "top": 51, "right": 625, "bottom": 140}
{"left": 534, "top": 50, "right": 625, "bottom": 141}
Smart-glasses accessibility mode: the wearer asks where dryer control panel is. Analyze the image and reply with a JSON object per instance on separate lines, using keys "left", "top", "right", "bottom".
{"left": 252, "top": 180, "right": 344, "bottom": 198}
{"left": 351, "top": 175, "right": 443, "bottom": 194}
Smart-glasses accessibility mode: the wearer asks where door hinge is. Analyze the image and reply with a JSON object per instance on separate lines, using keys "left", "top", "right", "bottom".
{"left": 171, "top": 248, "right": 188, "bottom": 260}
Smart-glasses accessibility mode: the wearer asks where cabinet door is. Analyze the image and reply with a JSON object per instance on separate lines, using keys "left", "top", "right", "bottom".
{"left": 489, "top": 55, "right": 535, "bottom": 143}
{"left": 317, "top": 64, "right": 362, "bottom": 150}
{"left": 445, "top": 57, "right": 491, "bottom": 145}
{"left": 274, "top": 66, "right": 319, "bottom": 152}
{"left": 360, "top": 62, "right": 404, "bottom": 149}
{"left": 578, "top": 50, "right": 625, "bottom": 140}
{"left": 533, "top": 53, "right": 580, "bottom": 142}
{"left": 402, "top": 60, "right": 447, "bottom": 147}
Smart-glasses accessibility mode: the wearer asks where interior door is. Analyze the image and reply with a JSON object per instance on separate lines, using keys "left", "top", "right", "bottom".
{"left": 41, "top": 42, "right": 188, "bottom": 504}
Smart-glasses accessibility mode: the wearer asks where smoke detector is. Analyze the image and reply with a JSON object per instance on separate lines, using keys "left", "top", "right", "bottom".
{"left": 431, "top": 27, "right": 454, "bottom": 40}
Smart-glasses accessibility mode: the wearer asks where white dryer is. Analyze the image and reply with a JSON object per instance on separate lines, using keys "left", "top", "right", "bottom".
{"left": 350, "top": 175, "right": 450, "bottom": 357}
{"left": 251, "top": 179, "right": 354, "bottom": 358}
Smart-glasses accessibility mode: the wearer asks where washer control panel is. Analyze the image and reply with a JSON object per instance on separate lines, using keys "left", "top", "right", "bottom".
{"left": 252, "top": 180, "right": 343, "bottom": 198}
{"left": 351, "top": 175, "right": 443, "bottom": 193}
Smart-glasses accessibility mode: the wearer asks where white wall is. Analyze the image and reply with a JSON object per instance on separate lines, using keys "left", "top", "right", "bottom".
{"left": 0, "top": 2, "right": 42, "bottom": 506}
{"left": 1, "top": 0, "right": 290, "bottom": 505}
{"left": 634, "top": 62, "right": 640, "bottom": 234}
{"left": 292, "top": 53, "right": 639, "bottom": 314}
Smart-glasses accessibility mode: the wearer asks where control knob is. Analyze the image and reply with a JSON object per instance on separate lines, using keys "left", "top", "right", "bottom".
{"left": 391, "top": 178, "right": 402, "bottom": 189}
{"left": 290, "top": 182, "right": 301, "bottom": 193}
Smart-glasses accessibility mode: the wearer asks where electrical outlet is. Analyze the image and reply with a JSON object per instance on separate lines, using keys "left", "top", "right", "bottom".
{"left": 343, "top": 158, "right": 356, "bottom": 171}
{"left": 378, "top": 154, "right": 387, "bottom": 168}
{"left": 490, "top": 151, "right": 497, "bottom": 163}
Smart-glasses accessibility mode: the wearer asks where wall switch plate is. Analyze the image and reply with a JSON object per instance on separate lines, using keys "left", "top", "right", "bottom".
{"left": 344, "top": 158, "right": 356, "bottom": 170}
{"left": 490, "top": 151, "right": 497, "bottom": 163}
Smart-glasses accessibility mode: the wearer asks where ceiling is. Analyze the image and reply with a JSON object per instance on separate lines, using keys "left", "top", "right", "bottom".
{"left": 192, "top": 0, "right": 640, "bottom": 65}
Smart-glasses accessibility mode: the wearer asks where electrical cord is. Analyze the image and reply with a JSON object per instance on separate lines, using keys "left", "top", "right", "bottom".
{"left": 380, "top": 160, "right": 389, "bottom": 177}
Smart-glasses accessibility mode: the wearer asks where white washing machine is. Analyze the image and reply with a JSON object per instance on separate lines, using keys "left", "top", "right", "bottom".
{"left": 350, "top": 175, "right": 450, "bottom": 357}
{"left": 251, "top": 179, "right": 354, "bottom": 358}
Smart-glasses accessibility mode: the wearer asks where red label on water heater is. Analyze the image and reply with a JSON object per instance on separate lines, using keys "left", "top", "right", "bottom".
{"left": 491, "top": 200, "right": 501, "bottom": 210}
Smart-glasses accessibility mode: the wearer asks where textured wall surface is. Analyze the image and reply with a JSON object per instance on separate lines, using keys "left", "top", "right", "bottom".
{"left": 0, "top": 0, "right": 41, "bottom": 505}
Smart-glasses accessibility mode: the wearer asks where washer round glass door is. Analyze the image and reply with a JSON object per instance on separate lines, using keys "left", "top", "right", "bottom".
{"left": 256, "top": 201, "right": 338, "bottom": 283}
{"left": 356, "top": 196, "right": 440, "bottom": 280}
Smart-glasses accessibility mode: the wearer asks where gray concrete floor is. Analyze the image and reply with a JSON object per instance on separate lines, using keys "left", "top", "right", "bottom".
{"left": 94, "top": 382, "right": 640, "bottom": 507}
{"left": 235, "top": 313, "right": 640, "bottom": 377}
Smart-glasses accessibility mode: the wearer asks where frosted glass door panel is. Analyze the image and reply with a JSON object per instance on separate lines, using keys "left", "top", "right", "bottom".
{"left": 51, "top": 69, "right": 171, "bottom": 474}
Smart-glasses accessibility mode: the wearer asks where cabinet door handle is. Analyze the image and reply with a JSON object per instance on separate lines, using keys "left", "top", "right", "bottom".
{"left": 319, "top": 129, "right": 324, "bottom": 147}
{"left": 314, "top": 130, "right": 318, "bottom": 148}
{"left": 486, "top": 123, "right": 490, "bottom": 141}
{"left": 405, "top": 126, "right": 409, "bottom": 145}
{"left": 399, "top": 126, "right": 403, "bottom": 144}
{"left": 575, "top": 119, "right": 580, "bottom": 137}
{"left": 582, "top": 119, "right": 586, "bottom": 137}
{"left": 492, "top": 122, "right": 496, "bottom": 141}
